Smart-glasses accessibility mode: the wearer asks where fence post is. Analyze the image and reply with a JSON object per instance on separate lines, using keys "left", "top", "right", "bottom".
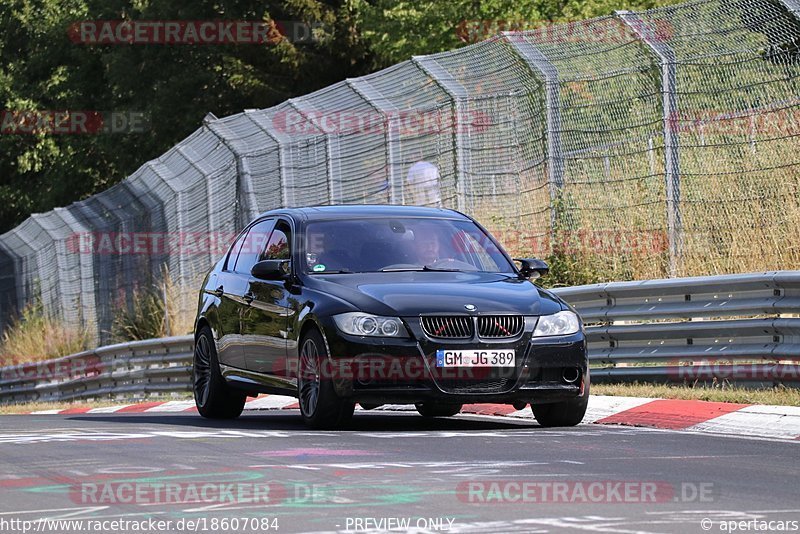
{"left": 502, "top": 33, "right": 565, "bottom": 235}
{"left": 145, "top": 161, "right": 185, "bottom": 283}
{"left": 243, "top": 110, "right": 291, "bottom": 208}
{"left": 411, "top": 56, "right": 470, "bottom": 211}
{"left": 779, "top": 0, "right": 800, "bottom": 16}
{"left": 288, "top": 98, "right": 340, "bottom": 204}
{"left": 53, "top": 208, "right": 97, "bottom": 341}
{"left": 205, "top": 117, "right": 260, "bottom": 228}
{"left": 347, "top": 78, "right": 402, "bottom": 204}
{"left": 617, "top": 10, "right": 682, "bottom": 277}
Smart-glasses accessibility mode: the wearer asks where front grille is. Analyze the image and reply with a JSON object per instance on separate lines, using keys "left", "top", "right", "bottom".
{"left": 478, "top": 315, "right": 524, "bottom": 338}
{"left": 421, "top": 315, "right": 524, "bottom": 339}
{"left": 420, "top": 316, "right": 473, "bottom": 339}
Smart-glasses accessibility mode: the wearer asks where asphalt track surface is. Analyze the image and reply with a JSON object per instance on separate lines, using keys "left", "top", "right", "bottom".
{"left": 0, "top": 410, "right": 798, "bottom": 534}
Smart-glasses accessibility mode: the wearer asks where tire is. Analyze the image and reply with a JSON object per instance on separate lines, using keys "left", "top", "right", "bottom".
{"left": 415, "top": 403, "right": 463, "bottom": 417}
{"left": 531, "top": 383, "right": 589, "bottom": 427}
{"left": 193, "top": 326, "right": 246, "bottom": 419}
{"left": 298, "top": 328, "right": 355, "bottom": 430}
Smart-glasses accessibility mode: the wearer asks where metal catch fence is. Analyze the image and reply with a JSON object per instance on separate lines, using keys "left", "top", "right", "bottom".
{"left": 1, "top": 0, "right": 799, "bottom": 342}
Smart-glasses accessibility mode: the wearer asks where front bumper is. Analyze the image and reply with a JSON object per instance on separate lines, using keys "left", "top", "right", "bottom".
{"left": 320, "top": 316, "right": 588, "bottom": 406}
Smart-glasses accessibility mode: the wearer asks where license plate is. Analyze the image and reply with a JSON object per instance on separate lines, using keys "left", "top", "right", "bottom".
{"left": 435, "top": 349, "right": 516, "bottom": 368}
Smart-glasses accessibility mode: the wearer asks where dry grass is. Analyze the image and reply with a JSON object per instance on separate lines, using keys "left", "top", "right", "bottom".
{"left": 0, "top": 265, "right": 197, "bottom": 368}
{"left": 0, "top": 301, "right": 89, "bottom": 366}
{"left": 468, "top": 75, "right": 800, "bottom": 283}
{"left": 593, "top": 382, "right": 800, "bottom": 406}
{"left": 110, "top": 265, "right": 196, "bottom": 342}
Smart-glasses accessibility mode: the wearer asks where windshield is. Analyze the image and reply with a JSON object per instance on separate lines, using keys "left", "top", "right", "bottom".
{"left": 303, "top": 218, "right": 514, "bottom": 274}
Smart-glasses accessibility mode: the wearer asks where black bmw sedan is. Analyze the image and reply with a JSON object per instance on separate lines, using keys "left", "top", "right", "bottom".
{"left": 192, "top": 205, "right": 588, "bottom": 429}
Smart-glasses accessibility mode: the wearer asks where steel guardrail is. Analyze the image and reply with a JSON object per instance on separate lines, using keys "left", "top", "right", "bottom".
{"left": 0, "top": 336, "right": 194, "bottom": 404}
{"left": 553, "top": 271, "right": 800, "bottom": 386}
{"left": 1, "top": 271, "right": 799, "bottom": 404}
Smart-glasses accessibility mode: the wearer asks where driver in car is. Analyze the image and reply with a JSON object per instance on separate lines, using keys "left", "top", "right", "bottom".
{"left": 416, "top": 231, "right": 441, "bottom": 266}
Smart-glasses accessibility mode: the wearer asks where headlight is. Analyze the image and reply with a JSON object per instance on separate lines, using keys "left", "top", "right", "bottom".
{"left": 333, "top": 313, "right": 408, "bottom": 337}
{"left": 533, "top": 310, "right": 580, "bottom": 337}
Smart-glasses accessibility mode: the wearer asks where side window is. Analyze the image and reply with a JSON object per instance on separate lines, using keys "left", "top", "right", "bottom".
{"left": 233, "top": 219, "right": 275, "bottom": 274}
{"left": 224, "top": 230, "right": 248, "bottom": 272}
{"left": 261, "top": 223, "right": 291, "bottom": 261}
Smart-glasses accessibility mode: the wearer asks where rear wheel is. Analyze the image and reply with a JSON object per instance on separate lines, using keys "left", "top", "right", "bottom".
{"left": 415, "top": 403, "right": 463, "bottom": 417}
{"left": 193, "top": 326, "right": 246, "bottom": 419}
{"left": 531, "top": 383, "right": 589, "bottom": 427}
{"left": 298, "top": 328, "right": 354, "bottom": 429}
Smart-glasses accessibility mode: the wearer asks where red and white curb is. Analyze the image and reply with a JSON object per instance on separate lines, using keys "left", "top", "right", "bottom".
{"left": 16, "top": 395, "right": 800, "bottom": 441}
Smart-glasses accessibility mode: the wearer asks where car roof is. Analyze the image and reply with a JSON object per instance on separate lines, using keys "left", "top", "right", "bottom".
{"left": 256, "top": 205, "right": 471, "bottom": 222}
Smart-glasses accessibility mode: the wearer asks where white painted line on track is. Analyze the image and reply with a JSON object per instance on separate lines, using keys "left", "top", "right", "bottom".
{"left": 583, "top": 395, "right": 658, "bottom": 424}
{"left": 86, "top": 405, "right": 135, "bottom": 413}
{"left": 144, "top": 400, "right": 196, "bottom": 412}
{"left": 687, "top": 404, "right": 800, "bottom": 440}
{"left": 244, "top": 395, "right": 297, "bottom": 410}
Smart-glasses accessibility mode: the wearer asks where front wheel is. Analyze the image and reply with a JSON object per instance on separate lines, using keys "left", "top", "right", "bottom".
{"left": 193, "top": 326, "right": 246, "bottom": 419}
{"left": 531, "top": 383, "right": 589, "bottom": 427}
{"left": 297, "top": 329, "right": 354, "bottom": 430}
{"left": 415, "top": 403, "right": 463, "bottom": 417}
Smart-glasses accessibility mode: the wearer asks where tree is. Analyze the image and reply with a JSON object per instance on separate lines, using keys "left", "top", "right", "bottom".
{"left": 357, "top": 0, "right": 685, "bottom": 66}
{"left": 0, "top": 0, "right": 371, "bottom": 232}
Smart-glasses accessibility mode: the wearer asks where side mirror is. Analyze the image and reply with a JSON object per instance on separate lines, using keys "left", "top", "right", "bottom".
{"left": 251, "top": 259, "right": 290, "bottom": 281}
{"left": 514, "top": 258, "right": 549, "bottom": 280}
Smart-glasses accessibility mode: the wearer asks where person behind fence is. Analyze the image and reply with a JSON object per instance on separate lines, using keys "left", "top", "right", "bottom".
{"left": 405, "top": 155, "right": 442, "bottom": 207}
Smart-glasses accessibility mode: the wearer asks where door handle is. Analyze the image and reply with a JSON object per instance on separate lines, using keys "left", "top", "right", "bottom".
{"left": 211, "top": 286, "right": 224, "bottom": 298}
{"left": 243, "top": 292, "right": 255, "bottom": 304}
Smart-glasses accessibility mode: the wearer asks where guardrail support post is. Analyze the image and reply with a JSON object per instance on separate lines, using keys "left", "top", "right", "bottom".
{"left": 617, "top": 10, "right": 682, "bottom": 277}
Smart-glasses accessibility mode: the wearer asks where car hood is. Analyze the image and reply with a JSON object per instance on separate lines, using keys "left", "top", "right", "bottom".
{"left": 305, "top": 271, "right": 564, "bottom": 316}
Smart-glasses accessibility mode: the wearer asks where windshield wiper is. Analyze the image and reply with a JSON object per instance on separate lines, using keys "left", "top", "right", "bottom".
{"left": 379, "top": 265, "right": 464, "bottom": 272}
{"left": 421, "top": 265, "right": 464, "bottom": 272}
{"left": 308, "top": 269, "right": 352, "bottom": 274}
